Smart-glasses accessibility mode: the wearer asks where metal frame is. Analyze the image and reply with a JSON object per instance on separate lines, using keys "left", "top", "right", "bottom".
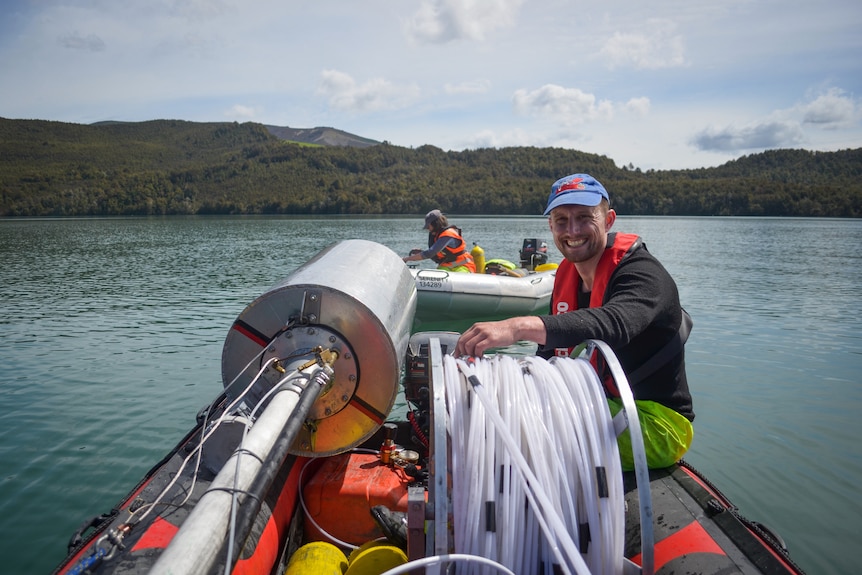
{"left": 585, "top": 339, "right": 655, "bottom": 575}
{"left": 424, "top": 337, "right": 450, "bottom": 574}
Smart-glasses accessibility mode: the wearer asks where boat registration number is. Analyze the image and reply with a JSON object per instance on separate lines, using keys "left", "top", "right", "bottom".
{"left": 418, "top": 279, "right": 446, "bottom": 290}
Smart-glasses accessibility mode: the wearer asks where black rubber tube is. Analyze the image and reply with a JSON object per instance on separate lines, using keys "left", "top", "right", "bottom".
{"left": 222, "top": 367, "right": 329, "bottom": 573}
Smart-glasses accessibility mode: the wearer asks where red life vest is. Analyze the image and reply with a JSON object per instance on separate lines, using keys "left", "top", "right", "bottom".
{"left": 551, "top": 232, "right": 641, "bottom": 356}
{"left": 430, "top": 227, "right": 476, "bottom": 272}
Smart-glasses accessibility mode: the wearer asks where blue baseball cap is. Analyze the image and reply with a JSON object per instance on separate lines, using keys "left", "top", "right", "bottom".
{"left": 543, "top": 174, "right": 609, "bottom": 216}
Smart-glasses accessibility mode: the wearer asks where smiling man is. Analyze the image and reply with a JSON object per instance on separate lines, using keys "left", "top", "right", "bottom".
{"left": 455, "top": 173, "right": 695, "bottom": 469}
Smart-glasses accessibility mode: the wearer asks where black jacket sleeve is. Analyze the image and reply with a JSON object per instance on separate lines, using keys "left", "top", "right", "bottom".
{"left": 537, "top": 244, "right": 694, "bottom": 420}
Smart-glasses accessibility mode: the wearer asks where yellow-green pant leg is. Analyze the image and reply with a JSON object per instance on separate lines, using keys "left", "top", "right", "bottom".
{"left": 607, "top": 399, "right": 694, "bottom": 470}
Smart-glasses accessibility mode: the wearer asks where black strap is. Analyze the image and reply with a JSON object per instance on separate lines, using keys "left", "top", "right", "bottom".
{"left": 626, "top": 308, "right": 692, "bottom": 386}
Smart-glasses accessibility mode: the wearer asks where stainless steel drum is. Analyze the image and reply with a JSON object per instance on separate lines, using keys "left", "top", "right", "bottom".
{"left": 221, "top": 239, "right": 417, "bottom": 456}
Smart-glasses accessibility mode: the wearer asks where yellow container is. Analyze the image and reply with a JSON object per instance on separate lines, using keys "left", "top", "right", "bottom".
{"left": 471, "top": 242, "right": 486, "bottom": 273}
{"left": 345, "top": 541, "right": 408, "bottom": 575}
{"left": 534, "top": 262, "right": 558, "bottom": 272}
{"left": 285, "top": 541, "right": 348, "bottom": 575}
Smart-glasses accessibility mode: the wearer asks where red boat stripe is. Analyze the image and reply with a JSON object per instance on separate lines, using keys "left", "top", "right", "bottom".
{"left": 631, "top": 520, "right": 725, "bottom": 572}
{"left": 350, "top": 395, "right": 386, "bottom": 425}
{"left": 233, "top": 456, "right": 306, "bottom": 575}
{"left": 232, "top": 320, "right": 271, "bottom": 348}
{"left": 131, "top": 516, "right": 179, "bottom": 551}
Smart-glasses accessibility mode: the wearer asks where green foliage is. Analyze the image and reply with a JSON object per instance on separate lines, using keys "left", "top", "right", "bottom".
{"left": 1, "top": 118, "right": 860, "bottom": 217}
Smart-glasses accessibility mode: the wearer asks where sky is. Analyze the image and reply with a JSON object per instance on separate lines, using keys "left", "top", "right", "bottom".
{"left": 1, "top": 0, "right": 861, "bottom": 171}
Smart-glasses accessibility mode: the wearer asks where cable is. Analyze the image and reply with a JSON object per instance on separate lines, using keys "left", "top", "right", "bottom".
{"left": 294, "top": 448, "right": 382, "bottom": 552}
{"left": 380, "top": 553, "right": 517, "bottom": 575}
{"left": 454, "top": 356, "right": 585, "bottom": 575}
{"left": 443, "top": 354, "right": 626, "bottom": 575}
{"left": 130, "top": 356, "right": 282, "bottom": 526}
{"left": 131, "top": 348, "right": 316, "bottom": 528}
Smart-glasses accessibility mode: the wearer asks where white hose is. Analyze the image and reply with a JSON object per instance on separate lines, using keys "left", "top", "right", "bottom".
{"left": 380, "top": 553, "right": 516, "bottom": 575}
{"left": 444, "top": 354, "right": 626, "bottom": 575}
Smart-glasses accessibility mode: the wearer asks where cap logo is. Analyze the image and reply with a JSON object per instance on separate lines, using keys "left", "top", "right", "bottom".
{"left": 556, "top": 177, "right": 585, "bottom": 195}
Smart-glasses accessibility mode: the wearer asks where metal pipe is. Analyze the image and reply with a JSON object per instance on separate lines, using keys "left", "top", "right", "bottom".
{"left": 225, "top": 364, "right": 334, "bottom": 571}
{"left": 150, "top": 365, "right": 326, "bottom": 575}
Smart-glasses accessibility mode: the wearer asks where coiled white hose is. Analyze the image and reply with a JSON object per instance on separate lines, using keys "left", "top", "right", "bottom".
{"left": 443, "top": 354, "right": 625, "bottom": 575}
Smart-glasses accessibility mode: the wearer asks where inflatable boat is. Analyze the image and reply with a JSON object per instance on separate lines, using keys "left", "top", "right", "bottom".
{"left": 411, "top": 238, "right": 556, "bottom": 333}
{"left": 53, "top": 240, "right": 806, "bottom": 575}
{"left": 412, "top": 267, "right": 555, "bottom": 333}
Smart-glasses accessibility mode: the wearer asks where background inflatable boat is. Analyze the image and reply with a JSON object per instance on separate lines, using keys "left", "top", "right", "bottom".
{"left": 411, "top": 237, "right": 556, "bottom": 333}
{"left": 412, "top": 267, "right": 555, "bottom": 333}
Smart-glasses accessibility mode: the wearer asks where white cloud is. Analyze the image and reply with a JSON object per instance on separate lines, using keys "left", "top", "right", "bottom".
{"left": 690, "top": 87, "right": 861, "bottom": 152}
{"left": 405, "top": 0, "right": 525, "bottom": 44}
{"left": 512, "top": 84, "right": 614, "bottom": 124}
{"left": 800, "top": 88, "right": 860, "bottom": 128}
{"left": 624, "top": 97, "right": 651, "bottom": 117}
{"left": 318, "top": 70, "right": 421, "bottom": 113}
{"left": 600, "top": 18, "right": 686, "bottom": 69}
{"left": 225, "top": 104, "right": 259, "bottom": 119}
{"left": 691, "top": 122, "right": 806, "bottom": 152}
{"left": 463, "top": 127, "right": 541, "bottom": 149}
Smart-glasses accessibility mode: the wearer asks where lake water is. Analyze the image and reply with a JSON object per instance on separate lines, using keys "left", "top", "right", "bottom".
{"left": 1, "top": 216, "right": 860, "bottom": 574}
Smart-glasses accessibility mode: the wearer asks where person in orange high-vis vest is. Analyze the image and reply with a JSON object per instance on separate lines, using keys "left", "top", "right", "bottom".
{"left": 455, "top": 174, "right": 694, "bottom": 469}
{"left": 403, "top": 209, "right": 476, "bottom": 273}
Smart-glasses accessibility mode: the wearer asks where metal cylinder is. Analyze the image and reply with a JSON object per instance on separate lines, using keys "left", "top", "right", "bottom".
{"left": 221, "top": 239, "right": 417, "bottom": 456}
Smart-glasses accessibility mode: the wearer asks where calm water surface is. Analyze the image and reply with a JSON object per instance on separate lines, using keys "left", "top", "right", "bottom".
{"left": 1, "top": 216, "right": 860, "bottom": 574}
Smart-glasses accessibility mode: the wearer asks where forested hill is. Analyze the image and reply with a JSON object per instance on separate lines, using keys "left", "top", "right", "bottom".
{"left": 1, "top": 118, "right": 860, "bottom": 217}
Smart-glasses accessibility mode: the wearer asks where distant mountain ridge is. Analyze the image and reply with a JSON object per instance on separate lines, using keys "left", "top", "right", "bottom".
{"left": 89, "top": 120, "right": 380, "bottom": 148}
{"left": 1, "top": 117, "right": 859, "bottom": 217}
{"left": 263, "top": 125, "right": 380, "bottom": 148}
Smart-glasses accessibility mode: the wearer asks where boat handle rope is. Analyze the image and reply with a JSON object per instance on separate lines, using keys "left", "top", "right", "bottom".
{"left": 66, "top": 511, "right": 115, "bottom": 554}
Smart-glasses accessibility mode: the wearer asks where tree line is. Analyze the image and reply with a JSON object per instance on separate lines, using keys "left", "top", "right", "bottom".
{"left": 1, "top": 118, "right": 860, "bottom": 217}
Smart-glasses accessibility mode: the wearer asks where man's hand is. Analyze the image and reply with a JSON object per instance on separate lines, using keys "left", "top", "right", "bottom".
{"left": 455, "top": 316, "right": 547, "bottom": 357}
